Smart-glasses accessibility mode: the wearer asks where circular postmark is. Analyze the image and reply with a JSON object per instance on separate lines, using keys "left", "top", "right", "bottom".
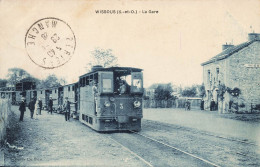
{"left": 25, "top": 17, "right": 76, "bottom": 69}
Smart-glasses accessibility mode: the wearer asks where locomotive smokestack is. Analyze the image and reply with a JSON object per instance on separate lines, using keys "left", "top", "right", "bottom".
{"left": 91, "top": 65, "right": 104, "bottom": 72}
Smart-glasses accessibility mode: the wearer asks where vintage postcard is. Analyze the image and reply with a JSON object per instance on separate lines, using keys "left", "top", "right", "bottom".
{"left": 0, "top": 0, "right": 259, "bottom": 166}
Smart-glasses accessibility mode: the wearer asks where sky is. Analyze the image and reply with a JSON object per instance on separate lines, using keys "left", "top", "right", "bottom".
{"left": 0, "top": 0, "right": 259, "bottom": 87}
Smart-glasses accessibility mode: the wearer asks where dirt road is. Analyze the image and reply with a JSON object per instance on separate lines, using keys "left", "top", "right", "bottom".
{"left": 3, "top": 106, "right": 260, "bottom": 166}
{"left": 3, "top": 106, "right": 146, "bottom": 166}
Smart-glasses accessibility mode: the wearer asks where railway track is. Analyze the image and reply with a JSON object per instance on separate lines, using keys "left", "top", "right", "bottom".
{"left": 141, "top": 129, "right": 259, "bottom": 160}
{"left": 129, "top": 130, "right": 221, "bottom": 167}
{"left": 145, "top": 120, "right": 259, "bottom": 147}
{"left": 108, "top": 131, "right": 220, "bottom": 167}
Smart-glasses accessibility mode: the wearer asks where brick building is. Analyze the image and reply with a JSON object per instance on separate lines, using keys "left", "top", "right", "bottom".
{"left": 201, "top": 33, "right": 260, "bottom": 113}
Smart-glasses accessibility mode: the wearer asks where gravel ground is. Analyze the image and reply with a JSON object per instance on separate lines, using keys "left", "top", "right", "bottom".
{"left": 3, "top": 106, "right": 146, "bottom": 166}
{"left": 3, "top": 106, "right": 260, "bottom": 166}
{"left": 140, "top": 120, "right": 260, "bottom": 167}
{"left": 108, "top": 132, "right": 213, "bottom": 167}
{"left": 143, "top": 108, "right": 260, "bottom": 143}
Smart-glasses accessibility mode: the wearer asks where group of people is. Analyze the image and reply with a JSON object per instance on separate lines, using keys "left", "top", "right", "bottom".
{"left": 18, "top": 96, "right": 77, "bottom": 122}
{"left": 19, "top": 97, "right": 42, "bottom": 121}
{"left": 28, "top": 97, "right": 43, "bottom": 119}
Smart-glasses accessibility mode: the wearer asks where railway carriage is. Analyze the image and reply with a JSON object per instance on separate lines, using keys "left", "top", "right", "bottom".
{"left": 26, "top": 90, "right": 37, "bottom": 104}
{"left": 79, "top": 66, "right": 143, "bottom": 132}
{"left": 15, "top": 91, "right": 26, "bottom": 105}
{"left": 37, "top": 89, "right": 52, "bottom": 109}
{"left": 0, "top": 91, "right": 13, "bottom": 101}
{"left": 50, "top": 87, "right": 59, "bottom": 111}
{"left": 63, "top": 83, "right": 78, "bottom": 115}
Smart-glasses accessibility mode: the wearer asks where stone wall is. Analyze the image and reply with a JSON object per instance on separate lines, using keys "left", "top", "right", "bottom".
{"left": 227, "top": 41, "right": 260, "bottom": 112}
{"left": 0, "top": 99, "right": 11, "bottom": 143}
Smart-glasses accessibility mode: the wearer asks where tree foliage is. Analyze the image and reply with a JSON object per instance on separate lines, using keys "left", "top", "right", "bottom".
{"left": 37, "top": 74, "right": 62, "bottom": 88}
{"left": 154, "top": 83, "right": 173, "bottom": 100}
{"left": 0, "top": 79, "right": 8, "bottom": 88}
{"left": 86, "top": 48, "right": 118, "bottom": 72}
{"left": 6, "top": 68, "right": 31, "bottom": 86}
{"left": 181, "top": 85, "right": 198, "bottom": 97}
{"left": 198, "top": 84, "right": 206, "bottom": 97}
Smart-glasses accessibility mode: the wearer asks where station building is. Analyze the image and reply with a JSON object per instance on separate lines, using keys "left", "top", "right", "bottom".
{"left": 201, "top": 33, "right": 260, "bottom": 113}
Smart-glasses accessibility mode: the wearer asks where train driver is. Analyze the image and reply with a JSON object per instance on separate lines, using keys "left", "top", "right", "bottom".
{"left": 119, "top": 80, "right": 127, "bottom": 95}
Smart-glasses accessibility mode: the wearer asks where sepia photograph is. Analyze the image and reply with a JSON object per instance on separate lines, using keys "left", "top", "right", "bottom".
{"left": 0, "top": 0, "right": 259, "bottom": 166}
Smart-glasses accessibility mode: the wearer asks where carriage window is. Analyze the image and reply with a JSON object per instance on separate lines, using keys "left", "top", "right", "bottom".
{"left": 103, "top": 79, "right": 112, "bottom": 92}
{"left": 133, "top": 79, "right": 142, "bottom": 89}
{"left": 86, "top": 76, "right": 89, "bottom": 86}
{"left": 131, "top": 72, "right": 143, "bottom": 93}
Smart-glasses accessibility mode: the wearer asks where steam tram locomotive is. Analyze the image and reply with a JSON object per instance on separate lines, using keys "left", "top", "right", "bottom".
{"left": 79, "top": 66, "right": 143, "bottom": 131}
{"left": 0, "top": 66, "right": 144, "bottom": 132}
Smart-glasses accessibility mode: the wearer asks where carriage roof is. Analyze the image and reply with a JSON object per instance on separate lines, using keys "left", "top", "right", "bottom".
{"left": 79, "top": 67, "right": 143, "bottom": 78}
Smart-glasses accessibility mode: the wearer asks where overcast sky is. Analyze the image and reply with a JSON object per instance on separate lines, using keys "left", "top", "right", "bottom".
{"left": 0, "top": 0, "right": 259, "bottom": 87}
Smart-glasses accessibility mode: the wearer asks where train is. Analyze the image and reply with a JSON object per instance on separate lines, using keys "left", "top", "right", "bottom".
{"left": 0, "top": 66, "right": 144, "bottom": 132}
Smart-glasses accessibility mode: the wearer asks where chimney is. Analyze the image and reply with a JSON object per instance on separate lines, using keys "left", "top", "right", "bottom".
{"left": 91, "top": 65, "right": 104, "bottom": 72}
{"left": 222, "top": 43, "right": 234, "bottom": 51}
{"left": 248, "top": 33, "right": 260, "bottom": 41}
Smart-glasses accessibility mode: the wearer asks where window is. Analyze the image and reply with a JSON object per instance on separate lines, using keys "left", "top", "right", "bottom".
{"left": 55, "top": 89, "right": 57, "bottom": 93}
{"left": 83, "top": 77, "right": 86, "bottom": 86}
{"left": 72, "top": 86, "right": 75, "bottom": 91}
{"left": 87, "top": 77, "right": 90, "bottom": 86}
{"left": 133, "top": 79, "right": 142, "bottom": 89}
{"left": 68, "top": 86, "right": 70, "bottom": 91}
{"left": 207, "top": 70, "right": 211, "bottom": 83}
{"left": 103, "top": 79, "right": 112, "bottom": 92}
{"left": 216, "top": 68, "right": 219, "bottom": 74}
{"left": 41, "top": 91, "right": 42, "bottom": 94}
{"left": 80, "top": 78, "right": 82, "bottom": 86}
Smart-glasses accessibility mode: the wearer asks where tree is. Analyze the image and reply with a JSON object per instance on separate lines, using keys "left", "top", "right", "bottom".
{"left": 0, "top": 79, "right": 8, "bottom": 88}
{"left": 6, "top": 68, "right": 31, "bottom": 86}
{"left": 85, "top": 48, "right": 118, "bottom": 72}
{"left": 198, "top": 84, "right": 206, "bottom": 98}
{"left": 59, "top": 77, "right": 67, "bottom": 86}
{"left": 38, "top": 74, "right": 62, "bottom": 88}
{"left": 181, "top": 85, "right": 198, "bottom": 97}
{"left": 154, "top": 83, "right": 173, "bottom": 101}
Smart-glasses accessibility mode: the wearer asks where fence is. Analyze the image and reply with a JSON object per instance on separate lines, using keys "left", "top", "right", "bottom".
{"left": 0, "top": 99, "right": 11, "bottom": 143}
{"left": 143, "top": 98, "right": 202, "bottom": 109}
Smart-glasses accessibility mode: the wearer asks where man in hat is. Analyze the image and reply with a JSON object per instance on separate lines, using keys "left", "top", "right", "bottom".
{"left": 19, "top": 97, "right": 26, "bottom": 121}
{"left": 48, "top": 96, "right": 56, "bottom": 114}
{"left": 63, "top": 97, "right": 77, "bottom": 121}
{"left": 28, "top": 98, "right": 36, "bottom": 119}
{"left": 38, "top": 97, "right": 42, "bottom": 115}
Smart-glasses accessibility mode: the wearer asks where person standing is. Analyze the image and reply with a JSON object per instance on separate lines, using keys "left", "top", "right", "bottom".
{"left": 19, "top": 97, "right": 26, "bottom": 121}
{"left": 34, "top": 99, "right": 40, "bottom": 119}
{"left": 201, "top": 99, "right": 204, "bottom": 110}
{"left": 48, "top": 96, "right": 54, "bottom": 114}
{"left": 187, "top": 100, "right": 191, "bottom": 110}
{"left": 210, "top": 99, "right": 216, "bottom": 111}
{"left": 28, "top": 98, "right": 36, "bottom": 119}
{"left": 38, "top": 98, "right": 42, "bottom": 115}
{"left": 63, "top": 97, "right": 77, "bottom": 121}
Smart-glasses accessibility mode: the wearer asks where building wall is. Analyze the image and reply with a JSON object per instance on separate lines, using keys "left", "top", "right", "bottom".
{"left": 227, "top": 41, "right": 260, "bottom": 112}
{"left": 203, "top": 59, "right": 227, "bottom": 110}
